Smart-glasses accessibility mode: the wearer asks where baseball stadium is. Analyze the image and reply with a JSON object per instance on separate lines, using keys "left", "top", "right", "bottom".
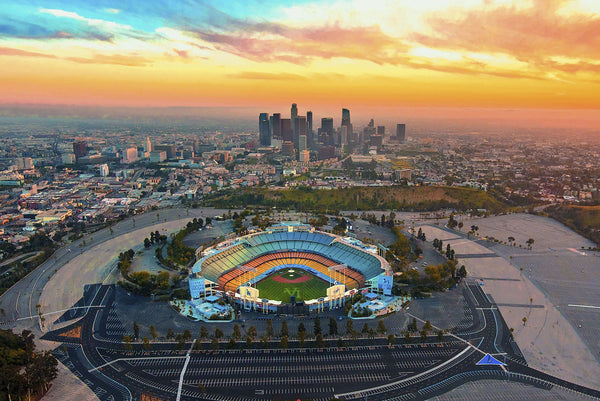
{"left": 190, "top": 222, "right": 392, "bottom": 314}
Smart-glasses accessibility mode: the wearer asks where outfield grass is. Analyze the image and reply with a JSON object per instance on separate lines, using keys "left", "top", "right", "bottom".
{"left": 255, "top": 269, "right": 331, "bottom": 302}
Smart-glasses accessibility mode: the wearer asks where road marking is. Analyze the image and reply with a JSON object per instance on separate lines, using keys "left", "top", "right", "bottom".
{"left": 88, "top": 355, "right": 187, "bottom": 372}
{"left": 176, "top": 339, "right": 196, "bottom": 401}
{"left": 335, "top": 345, "right": 474, "bottom": 398}
{"left": 568, "top": 304, "right": 600, "bottom": 310}
{"left": 16, "top": 305, "right": 105, "bottom": 321}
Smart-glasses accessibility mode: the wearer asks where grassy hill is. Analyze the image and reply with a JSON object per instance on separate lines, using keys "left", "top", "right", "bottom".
{"left": 545, "top": 205, "right": 600, "bottom": 246}
{"left": 201, "top": 185, "right": 507, "bottom": 213}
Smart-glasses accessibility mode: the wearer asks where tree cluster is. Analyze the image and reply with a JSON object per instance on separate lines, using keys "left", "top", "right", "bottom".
{"left": 0, "top": 329, "right": 58, "bottom": 400}
{"left": 144, "top": 230, "right": 168, "bottom": 248}
{"left": 166, "top": 218, "right": 204, "bottom": 267}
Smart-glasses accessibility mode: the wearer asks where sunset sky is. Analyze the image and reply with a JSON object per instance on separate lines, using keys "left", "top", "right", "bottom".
{"left": 2, "top": 0, "right": 600, "bottom": 111}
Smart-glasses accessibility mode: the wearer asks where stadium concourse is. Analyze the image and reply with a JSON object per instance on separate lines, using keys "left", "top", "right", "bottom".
{"left": 189, "top": 222, "right": 394, "bottom": 314}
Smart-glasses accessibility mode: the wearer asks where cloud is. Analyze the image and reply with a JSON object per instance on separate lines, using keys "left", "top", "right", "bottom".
{"left": 227, "top": 71, "right": 308, "bottom": 80}
{"left": 413, "top": 1, "right": 600, "bottom": 74}
{"left": 0, "top": 45, "right": 149, "bottom": 67}
{"left": 173, "top": 49, "right": 190, "bottom": 58}
{"left": 187, "top": 22, "right": 409, "bottom": 65}
{"left": 38, "top": 8, "right": 133, "bottom": 31}
{"left": 105, "top": 8, "right": 120, "bottom": 14}
{"left": 0, "top": 46, "right": 57, "bottom": 59}
{"left": 64, "top": 54, "right": 151, "bottom": 67}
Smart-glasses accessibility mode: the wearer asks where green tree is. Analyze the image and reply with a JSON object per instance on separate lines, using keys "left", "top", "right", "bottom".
{"left": 199, "top": 326, "right": 209, "bottom": 340}
{"left": 362, "top": 323, "right": 369, "bottom": 335}
{"left": 123, "top": 335, "right": 133, "bottom": 351}
{"left": 280, "top": 320, "right": 289, "bottom": 338}
{"left": 387, "top": 334, "right": 395, "bottom": 346}
{"left": 167, "top": 328, "right": 175, "bottom": 340}
{"left": 407, "top": 318, "right": 418, "bottom": 333}
{"left": 149, "top": 325, "right": 157, "bottom": 341}
{"left": 345, "top": 319, "right": 354, "bottom": 336}
{"left": 280, "top": 336, "right": 288, "bottom": 349}
{"left": 315, "top": 333, "right": 325, "bottom": 348}
{"left": 404, "top": 331, "right": 411, "bottom": 343}
{"left": 299, "top": 331, "right": 306, "bottom": 347}
{"left": 437, "top": 330, "right": 445, "bottom": 342}
{"left": 214, "top": 328, "right": 224, "bottom": 339}
{"left": 228, "top": 338, "right": 237, "bottom": 349}
{"left": 247, "top": 326, "right": 257, "bottom": 340}
{"left": 197, "top": 382, "right": 206, "bottom": 393}
{"left": 420, "top": 329, "right": 428, "bottom": 343}
{"left": 211, "top": 337, "right": 219, "bottom": 350}
{"left": 133, "top": 321, "right": 139, "bottom": 340}
{"left": 377, "top": 320, "right": 387, "bottom": 335}
{"left": 313, "top": 316, "right": 322, "bottom": 337}
{"left": 183, "top": 329, "right": 192, "bottom": 341}
{"left": 329, "top": 317, "right": 338, "bottom": 336}
{"left": 266, "top": 319, "right": 274, "bottom": 339}
{"left": 142, "top": 337, "right": 151, "bottom": 350}
{"left": 232, "top": 324, "right": 241, "bottom": 340}
{"left": 298, "top": 322, "right": 306, "bottom": 335}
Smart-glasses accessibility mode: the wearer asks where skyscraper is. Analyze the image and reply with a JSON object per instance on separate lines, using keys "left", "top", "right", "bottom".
{"left": 320, "top": 118, "right": 334, "bottom": 146}
{"left": 259, "top": 113, "right": 271, "bottom": 146}
{"left": 321, "top": 118, "right": 334, "bottom": 135}
{"left": 291, "top": 103, "right": 298, "bottom": 138}
{"left": 396, "top": 124, "right": 406, "bottom": 142}
{"left": 144, "top": 136, "right": 152, "bottom": 153}
{"left": 377, "top": 126, "right": 385, "bottom": 139}
{"left": 306, "top": 111, "right": 313, "bottom": 148}
{"left": 294, "top": 116, "right": 307, "bottom": 156}
{"left": 73, "top": 140, "right": 87, "bottom": 160}
{"left": 281, "top": 119, "right": 292, "bottom": 142}
{"left": 341, "top": 108, "right": 352, "bottom": 146}
{"left": 272, "top": 113, "right": 281, "bottom": 139}
{"left": 341, "top": 108, "right": 351, "bottom": 126}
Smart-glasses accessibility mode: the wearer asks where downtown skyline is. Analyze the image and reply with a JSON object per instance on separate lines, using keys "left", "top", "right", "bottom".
{"left": 1, "top": 0, "right": 600, "bottom": 115}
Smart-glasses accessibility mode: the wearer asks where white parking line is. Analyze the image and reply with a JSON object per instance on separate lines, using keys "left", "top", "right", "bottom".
{"left": 568, "top": 304, "right": 600, "bottom": 310}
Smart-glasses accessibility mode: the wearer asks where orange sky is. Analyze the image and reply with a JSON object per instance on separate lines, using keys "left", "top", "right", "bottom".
{"left": 1, "top": 0, "right": 600, "bottom": 111}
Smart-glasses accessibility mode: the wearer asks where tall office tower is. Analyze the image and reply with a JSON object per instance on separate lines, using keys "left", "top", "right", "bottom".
{"left": 377, "top": 126, "right": 385, "bottom": 140}
{"left": 259, "top": 113, "right": 271, "bottom": 146}
{"left": 122, "top": 147, "right": 138, "bottom": 163}
{"left": 294, "top": 116, "right": 307, "bottom": 155}
{"left": 154, "top": 144, "right": 177, "bottom": 159}
{"left": 306, "top": 110, "right": 313, "bottom": 149}
{"left": 363, "top": 119, "right": 376, "bottom": 145}
{"left": 321, "top": 118, "right": 334, "bottom": 135}
{"left": 272, "top": 113, "right": 282, "bottom": 139}
{"left": 291, "top": 103, "right": 298, "bottom": 137}
{"left": 340, "top": 125, "right": 348, "bottom": 146}
{"left": 341, "top": 108, "right": 353, "bottom": 143}
{"left": 144, "top": 137, "right": 152, "bottom": 152}
{"left": 298, "top": 135, "right": 307, "bottom": 152}
{"left": 341, "top": 108, "right": 351, "bottom": 126}
{"left": 281, "top": 119, "right": 292, "bottom": 142}
{"left": 73, "top": 140, "right": 87, "bottom": 160}
{"left": 281, "top": 141, "right": 295, "bottom": 157}
{"left": 396, "top": 124, "right": 406, "bottom": 142}
{"left": 370, "top": 135, "right": 383, "bottom": 148}
{"left": 320, "top": 118, "right": 334, "bottom": 146}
